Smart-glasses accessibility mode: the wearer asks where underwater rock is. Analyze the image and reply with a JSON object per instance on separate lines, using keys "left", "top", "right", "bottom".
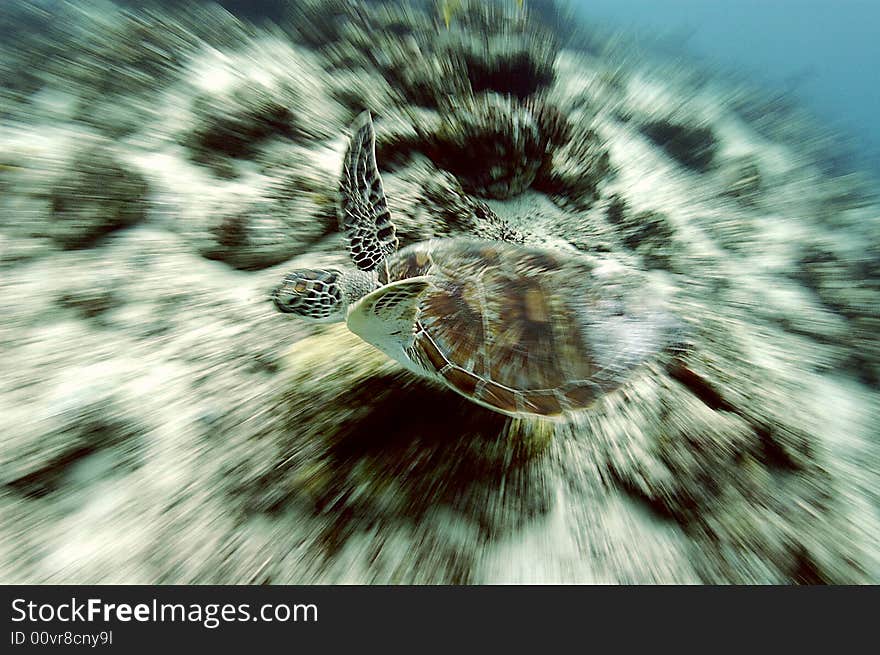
{"left": 180, "top": 177, "right": 331, "bottom": 271}
{"left": 720, "top": 156, "right": 763, "bottom": 204}
{"left": 325, "top": 67, "right": 407, "bottom": 119}
{"left": 604, "top": 193, "right": 628, "bottom": 227}
{"left": 3, "top": 127, "right": 143, "bottom": 252}
{"left": 795, "top": 241, "right": 880, "bottom": 318}
{"left": 284, "top": 0, "right": 381, "bottom": 52}
{"left": 379, "top": 167, "right": 466, "bottom": 244}
{"left": 510, "top": 191, "right": 614, "bottom": 254}
{"left": 6, "top": 4, "right": 255, "bottom": 136}
{"left": 0, "top": 234, "right": 54, "bottom": 268}
{"left": 185, "top": 89, "right": 297, "bottom": 173}
{"left": 1, "top": 361, "right": 144, "bottom": 496}
{"left": 392, "top": 48, "right": 474, "bottom": 108}
{"left": 289, "top": 0, "right": 436, "bottom": 82}
{"left": 605, "top": 198, "right": 679, "bottom": 271}
{"left": 534, "top": 123, "right": 611, "bottom": 209}
{"left": 586, "top": 305, "right": 868, "bottom": 583}
{"left": 698, "top": 211, "right": 761, "bottom": 255}
{"left": 847, "top": 316, "right": 880, "bottom": 387}
{"left": 425, "top": 94, "right": 567, "bottom": 199}
{"left": 56, "top": 280, "right": 121, "bottom": 322}
{"left": 546, "top": 51, "right": 631, "bottom": 121}
{"left": 371, "top": 108, "right": 441, "bottom": 171}
{"left": 4, "top": 136, "right": 152, "bottom": 250}
{"left": 324, "top": 19, "right": 471, "bottom": 109}
{"left": 383, "top": 161, "right": 526, "bottom": 245}
{"left": 454, "top": 26, "right": 557, "bottom": 100}
{"left": 415, "top": 166, "right": 527, "bottom": 243}
{"left": 641, "top": 120, "right": 718, "bottom": 172}
{"left": 297, "top": 0, "right": 556, "bottom": 108}
{"left": 177, "top": 39, "right": 341, "bottom": 177}
{"left": 61, "top": 10, "right": 209, "bottom": 97}
{"left": 794, "top": 240, "right": 880, "bottom": 385}
{"left": 48, "top": 143, "right": 148, "bottom": 249}
{"left": 438, "top": 0, "right": 558, "bottom": 99}
{"left": 529, "top": 98, "right": 574, "bottom": 148}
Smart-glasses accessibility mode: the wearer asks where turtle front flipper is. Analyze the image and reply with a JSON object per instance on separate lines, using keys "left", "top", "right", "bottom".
{"left": 346, "top": 276, "right": 434, "bottom": 370}
{"left": 338, "top": 111, "right": 399, "bottom": 273}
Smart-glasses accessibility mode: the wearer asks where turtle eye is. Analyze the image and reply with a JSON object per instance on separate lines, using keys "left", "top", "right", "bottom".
{"left": 273, "top": 286, "right": 304, "bottom": 313}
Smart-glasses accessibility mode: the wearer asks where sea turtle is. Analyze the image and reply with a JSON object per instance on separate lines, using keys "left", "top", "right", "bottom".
{"left": 273, "top": 112, "right": 679, "bottom": 418}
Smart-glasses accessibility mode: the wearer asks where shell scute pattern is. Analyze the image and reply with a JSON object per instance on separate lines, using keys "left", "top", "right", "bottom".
{"left": 521, "top": 390, "right": 564, "bottom": 416}
{"left": 440, "top": 365, "right": 481, "bottom": 397}
{"left": 476, "top": 380, "right": 519, "bottom": 414}
{"left": 395, "top": 239, "right": 609, "bottom": 416}
{"left": 380, "top": 245, "right": 434, "bottom": 285}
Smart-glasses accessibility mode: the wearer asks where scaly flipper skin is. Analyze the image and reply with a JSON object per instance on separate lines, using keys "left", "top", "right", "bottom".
{"left": 347, "top": 276, "right": 434, "bottom": 371}
{"left": 338, "top": 111, "right": 399, "bottom": 272}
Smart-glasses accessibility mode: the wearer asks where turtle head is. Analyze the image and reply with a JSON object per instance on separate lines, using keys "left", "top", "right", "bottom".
{"left": 272, "top": 267, "right": 376, "bottom": 323}
{"left": 272, "top": 269, "right": 347, "bottom": 323}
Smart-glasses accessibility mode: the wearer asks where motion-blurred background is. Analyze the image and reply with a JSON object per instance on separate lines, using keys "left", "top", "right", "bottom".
{"left": 0, "top": 0, "right": 877, "bottom": 584}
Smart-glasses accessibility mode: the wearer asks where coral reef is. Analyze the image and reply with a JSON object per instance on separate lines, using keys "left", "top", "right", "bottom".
{"left": 47, "top": 143, "right": 149, "bottom": 249}
{"left": 0, "top": 130, "right": 149, "bottom": 250}
{"left": 173, "top": 38, "right": 342, "bottom": 177}
{"left": 719, "top": 156, "right": 763, "bottom": 204}
{"left": 604, "top": 195, "right": 680, "bottom": 271}
{"left": 179, "top": 185, "right": 329, "bottom": 271}
{"left": 0, "top": 3, "right": 257, "bottom": 135}
{"left": 794, "top": 238, "right": 880, "bottom": 385}
{"left": 641, "top": 120, "right": 718, "bottom": 172}
{"left": 424, "top": 94, "right": 571, "bottom": 199}
{"left": 0, "top": 0, "right": 878, "bottom": 585}
{"left": 534, "top": 122, "right": 612, "bottom": 209}
{"left": 287, "top": 0, "right": 557, "bottom": 109}
{"left": 442, "top": 2, "right": 559, "bottom": 99}
{"left": 382, "top": 160, "right": 528, "bottom": 244}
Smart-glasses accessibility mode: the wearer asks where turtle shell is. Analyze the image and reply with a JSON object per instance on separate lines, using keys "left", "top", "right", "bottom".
{"left": 382, "top": 238, "right": 674, "bottom": 418}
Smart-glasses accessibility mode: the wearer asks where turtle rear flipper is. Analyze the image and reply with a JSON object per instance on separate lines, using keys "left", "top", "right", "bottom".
{"left": 338, "top": 111, "right": 399, "bottom": 272}
{"left": 347, "top": 276, "right": 433, "bottom": 363}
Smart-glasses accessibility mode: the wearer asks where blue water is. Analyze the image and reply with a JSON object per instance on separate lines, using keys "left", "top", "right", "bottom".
{"left": 575, "top": 0, "right": 880, "bottom": 176}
